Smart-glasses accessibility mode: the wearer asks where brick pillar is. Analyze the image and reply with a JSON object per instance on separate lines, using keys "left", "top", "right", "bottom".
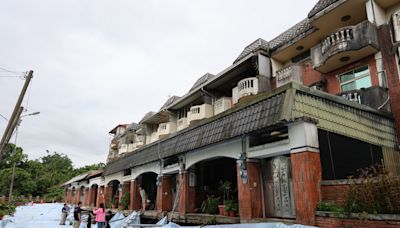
{"left": 97, "top": 186, "right": 105, "bottom": 208}
{"left": 106, "top": 186, "right": 113, "bottom": 208}
{"left": 178, "top": 171, "right": 195, "bottom": 214}
{"left": 237, "top": 160, "right": 262, "bottom": 219}
{"left": 157, "top": 175, "right": 172, "bottom": 212}
{"left": 90, "top": 187, "right": 96, "bottom": 206}
{"left": 130, "top": 180, "right": 140, "bottom": 210}
{"left": 83, "top": 188, "right": 88, "bottom": 206}
{"left": 291, "top": 151, "right": 321, "bottom": 226}
{"left": 75, "top": 189, "right": 80, "bottom": 204}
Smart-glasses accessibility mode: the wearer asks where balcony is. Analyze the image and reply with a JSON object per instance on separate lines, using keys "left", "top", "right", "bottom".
{"left": 232, "top": 77, "right": 259, "bottom": 104}
{"left": 118, "top": 142, "right": 144, "bottom": 154}
{"left": 150, "top": 131, "right": 159, "bottom": 143}
{"left": 187, "top": 104, "right": 213, "bottom": 124}
{"left": 157, "top": 122, "right": 177, "bottom": 136}
{"left": 338, "top": 86, "right": 389, "bottom": 112}
{"left": 177, "top": 117, "right": 188, "bottom": 131}
{"left": 311, "top": 21, "right": 379, "bottom": 73}
{"left": 214, "top": 97, "right": 232, "bottom": 115}
{"left": 275, "top": 65, "right": 302, "bottom": 88}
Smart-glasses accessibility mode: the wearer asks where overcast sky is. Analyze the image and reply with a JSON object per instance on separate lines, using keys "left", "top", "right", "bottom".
{"left": 0, "top": 0, "right": 317, "bottom": 167}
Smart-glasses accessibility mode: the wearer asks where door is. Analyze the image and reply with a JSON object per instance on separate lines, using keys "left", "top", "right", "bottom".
{"left": 265, "top": 156, "right": 295, "bottom": 218}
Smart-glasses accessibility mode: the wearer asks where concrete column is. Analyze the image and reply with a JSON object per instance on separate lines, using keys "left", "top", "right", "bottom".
{"left": 237, "top": 160, "right": 262, "bottom": 219}
{"left": 157, "top": 175, "right": 172, "bottom": 212}
{"left": 178, "top": 171, "right": 195, "bottom": 214}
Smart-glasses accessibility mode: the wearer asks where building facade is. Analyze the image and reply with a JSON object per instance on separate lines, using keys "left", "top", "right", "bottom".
{"left": 64, "top": 0, "right": 400, "bottom": 226}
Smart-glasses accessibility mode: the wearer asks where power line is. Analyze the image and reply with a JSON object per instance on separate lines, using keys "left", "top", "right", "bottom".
{"left": 0, "top": 66, "right": 24, "bottom": 74}
{"left": 0, "top": 113, "right": 8, "bottom": 121}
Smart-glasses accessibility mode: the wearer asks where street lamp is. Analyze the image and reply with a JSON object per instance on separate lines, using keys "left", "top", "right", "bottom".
{"left": 8, "top": 111, "right": 40, "bottom": 203}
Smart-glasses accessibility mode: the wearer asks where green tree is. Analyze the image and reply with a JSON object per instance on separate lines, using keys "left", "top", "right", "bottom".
{"left": 0, "top": 144, "right": 27, "bottom": 169}
{"left": 0, "top": 168, "right": 36, "bottom": 196}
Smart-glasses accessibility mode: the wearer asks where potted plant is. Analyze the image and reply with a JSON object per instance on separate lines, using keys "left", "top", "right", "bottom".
{"left": 230, "top": 202, "right": 238, "bottom": 217}
{"left": 218, "top": 180, "right": 232, "bottom": 216}
{"left": 201, "top": 195, "right": 220, "bottom": 214}
{"left": 224, "top": 199, "right": 233, "bottom": 216}
{"left": 120, "top": 192, "right": 130, "bottom": 210}
{"left": 111, "top": 197, "right": 118, "bottom": 209}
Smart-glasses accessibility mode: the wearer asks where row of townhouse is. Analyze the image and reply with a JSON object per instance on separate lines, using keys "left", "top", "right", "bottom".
{"left": 64, "top": 0, "right": 400, "bottom": 226}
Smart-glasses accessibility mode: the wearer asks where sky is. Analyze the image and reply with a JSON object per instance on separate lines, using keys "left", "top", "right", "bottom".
{"left": 0, "top": 0, "right": 318, "bottom": 167}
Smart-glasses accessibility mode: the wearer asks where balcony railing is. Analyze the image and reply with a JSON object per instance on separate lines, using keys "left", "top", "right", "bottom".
{"left": 214, "top": 97, "right": 232, "bottom": 115}
{"left": 238, "top": 77, "right": 259, "bottom": 99}
{"left": 157, "top": 122, "right": 177, "bottom": 136}
{"left": 118, "top": 142, "right": 144, "bottom": 154}
{"left": 311, "top": 21, "right": 379, "bottom": 73}
{"left": 337, "top": 86, "right": 389, "bottom": 111}
{"left": 187, "top": 104, "right": 214, "bottom": 124}
{"left": 177, "top": 117, "right": 188, "bottom": 131}
{"left": 276, "top": 65, "right": 302, "bottom": 88}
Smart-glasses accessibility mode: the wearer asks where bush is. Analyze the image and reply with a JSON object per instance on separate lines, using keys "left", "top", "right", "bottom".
{"left": 317, "top": 201, "right": 343, "bottom": 213}
{"left": 120, "top": 192, "right": 130, "bottom": 209}
{"left": 201, "top": 195, "right": 220, "bottom": 214}
{"left": 0, "top": 203, "right": 16, "bottom": 216}
{"left": 344, "top": 164, "right": 400, "bottom": 214}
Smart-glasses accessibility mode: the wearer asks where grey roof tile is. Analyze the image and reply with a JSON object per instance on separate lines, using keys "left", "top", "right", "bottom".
{"left": 160, "top": 96, "right": 180, "bottom": 110}
{"left": 189, "top": 73, "right": 215, "bottom": 92}
{"left": 308, "top": 0, "right": 340, "bottom": 18}
{"left": 234, "top": 38, "right": 269, "bottom": 63}
{"left": 269, "top": 18, "right": 313, "bottom": 51}
{"left": 139, "top": 111, "right": 156, "bottom": 124}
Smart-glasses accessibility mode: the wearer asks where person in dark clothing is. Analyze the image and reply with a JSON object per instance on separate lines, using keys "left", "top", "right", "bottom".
{"left": 73, "top": 202, "right": 82, "bottom": 228}
{"left": 105, "top": 211, "right": 113, "bottom": 228}
{"left": 59, "top": 203, "right": 70, "bottom": 225}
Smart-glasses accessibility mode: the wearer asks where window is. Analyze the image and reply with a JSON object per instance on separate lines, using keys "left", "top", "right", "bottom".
{"left": 339, "top": 66, "right": 371, "bottom": 92}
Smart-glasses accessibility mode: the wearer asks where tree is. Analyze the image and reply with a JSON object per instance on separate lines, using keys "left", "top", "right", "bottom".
{"left": 0, "top": 144, "right": 27, "bottom": 169}
{"left": 0, "top": 168, "right": 35, "bottom": 196}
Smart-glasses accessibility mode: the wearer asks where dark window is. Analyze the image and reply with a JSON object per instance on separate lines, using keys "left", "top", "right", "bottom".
{"left": 318, "top": 130, "right": 383, "bottom": 180}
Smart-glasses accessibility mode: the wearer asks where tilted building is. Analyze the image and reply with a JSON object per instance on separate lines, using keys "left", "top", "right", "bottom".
{"left": 64, "top": 0, "right": 400, "bottom": 226}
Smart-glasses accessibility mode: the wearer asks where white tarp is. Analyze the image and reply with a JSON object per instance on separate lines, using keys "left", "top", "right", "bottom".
{"left": 0, "top": 203, "right": 316, "bottom": 228}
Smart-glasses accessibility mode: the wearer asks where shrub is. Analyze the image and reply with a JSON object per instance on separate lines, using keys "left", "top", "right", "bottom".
{"left": 344, "top": 164, "right": 400, "bottom": 214}
{"left": 201, "top": 195, "right": 220, "bottom": 214}
{"left": 120, "top": 192, "right": 130, "bottom": 209}
{"left": 0, "top": 203, "right": 16, "bottom": 216}
{"left": 316, "top": 201, "right": 343, "bottom": 213}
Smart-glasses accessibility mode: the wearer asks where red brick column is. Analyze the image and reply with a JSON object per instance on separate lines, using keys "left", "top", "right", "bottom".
{"left": 130, "top": 180, "right": 140, "bottom": 210}
{"left": 97, "top": 186, "right": 105, "bottom": 208}
{"left": 157, "top": 175, "right": 172, "bottom": 212}
{"left": 83, "top": 188, "right": 90, "bottom": 206}
{"left": 237, "top": 160, "right": 262, "bottom": 219}
{"left": 66, "top": 190, "right": 71, "bottom": 203}
{"left": 291, "top": 151, "right": 321, "bottom": 226}
{"left": 178, "top": 171, "right": 195, "bottom": 214}
{"left": 75, "top": 189, "right": 80, "bottom": 204}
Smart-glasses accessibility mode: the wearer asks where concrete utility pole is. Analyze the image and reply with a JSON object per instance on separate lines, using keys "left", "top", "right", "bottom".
{"left": 0, "top": 70, "right": 33, "bottom": 159}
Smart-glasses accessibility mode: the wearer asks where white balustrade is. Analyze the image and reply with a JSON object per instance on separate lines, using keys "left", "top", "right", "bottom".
{"left": 177, "top": 117, "right": 188, "bottom": 131}
{"left": 237, "top": 77, "right": 259, "bottom": 99}
{"left": 214, "top": 97, "right": 232, "bottom": 115}
{"left": 321, "top": 28, "right": 353, "bottom": 54}
{"left": 187, "top": 104, "right": 214, "bottom": 124}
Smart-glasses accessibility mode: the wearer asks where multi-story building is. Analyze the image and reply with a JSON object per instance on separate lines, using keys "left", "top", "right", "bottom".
{"left": 65, "top": 1, "right": 400, "bottom": 226}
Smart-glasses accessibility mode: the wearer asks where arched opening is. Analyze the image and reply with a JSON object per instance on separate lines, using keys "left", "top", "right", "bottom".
{"left": 90, "top": 184, "right": 98, "bottom": 207}
{"left": 190, "top": 157, "right": 238, "bottom": 215}
{"left": 136, "top": 172, "right": 157, "bottom": 210}
{"left": 107, "top": 180, "right": 121, "bottom": 208}
{"left": 79, "top": 186, "right": 85, "bottom": 203}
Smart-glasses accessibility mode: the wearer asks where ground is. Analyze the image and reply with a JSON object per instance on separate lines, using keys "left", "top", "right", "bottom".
{"left": 0, "top": 203, "right": 98, "bottom": 228}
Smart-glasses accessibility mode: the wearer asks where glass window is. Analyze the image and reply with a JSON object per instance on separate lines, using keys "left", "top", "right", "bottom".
{"left": 339, "top": 66, "right": 371, "bottom": 92}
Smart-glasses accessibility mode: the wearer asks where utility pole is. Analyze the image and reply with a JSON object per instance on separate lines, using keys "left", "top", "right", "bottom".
{"left": 8, "top": 118, "right": 20, "bottom": 203}
{"left": 0, "top": 70, "right": 33, "bottom": 159}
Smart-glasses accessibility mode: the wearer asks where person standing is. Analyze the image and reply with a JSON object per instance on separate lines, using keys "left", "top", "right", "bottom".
{"left": 73, "top": 202, "right": 82, "bottom": 228}
{"left": 93, "top": 203, "right": 106, "bottom": 228}
{"left": 59, "top": 203, "right": 70, "bottom": 225}
{"left": 139, "top": 186, "right": 147, "bottom": 212}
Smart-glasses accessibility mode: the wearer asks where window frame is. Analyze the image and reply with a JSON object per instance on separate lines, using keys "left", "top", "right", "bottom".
{"left": 339, "top": 65, "right": 371, "bottom": 92}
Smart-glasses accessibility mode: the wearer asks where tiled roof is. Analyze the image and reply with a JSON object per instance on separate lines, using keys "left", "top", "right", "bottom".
{"left": 127, "top": 122, "right": 140, "bottom": 131}
{"left": 269, "top": 18, "right": 313, "bottom": 51}
{"left": 139, "top": 111, "right": 156, "bottom": 124}
{"left": 308, "top": 0, "right": 340, "bottom": 18}
{"left": 189, "top": 73, "right": 215, "bottom": 92}
{"left": 234, "top": 38, "right": 269, "bottom": 63}
{"left": 160, "top": 96, "right": 181, "bottom": 110}
{"left": 104, "top": 83, "right": 397, "bottom": 176}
